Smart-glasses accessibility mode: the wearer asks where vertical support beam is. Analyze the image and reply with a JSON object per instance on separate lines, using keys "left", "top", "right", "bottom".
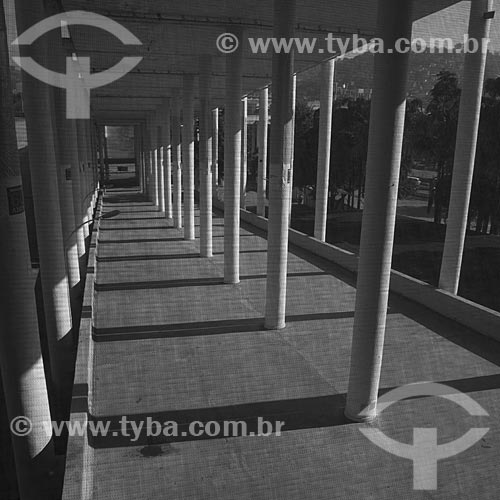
{"left": 314, "top": 59, "right": 336, "bottom": 242}
{"left": 224, "top": 28, "right": 243, "bottom": 283}
{"left": 71, "top": 121, "right": 86, "bottom": 265}
{"left": 288, "top": 73, "right": 297, "bottom": 222}
{"left": 157, "top": 114, "right": 165, "bottom": 213}
{"left": 150, "top": 115, "right": 160, "bottom": 208}
{"left": 161, "top": 101, "right": 173, "bottom": 219}
{"left": 264, "top": 0, "right": 296, "bottom": 329}
{"left": 257, "top": 87, "right": 269, "bottom": 217}
{"left": 240, "top": 96, "right": 248, "bottom": 209}
{"left": 439, "top": 0, "right": 493, "bottom": 294}
{"left": 52, "top": 85, "right": 82, "bottom": 294}
{"left": 345, "top": 0, "right": 412, "bottom": 422}
{"left": 99, "top": 125, "right": 106, "bottom": 188}
{"left": 199, "top": 56, "right": 213, "bottom": 257}
{"left": 103, "top": 125, "right": 110, "bottom": 185}
{"left": 15, "top": 0, "right": 74, "bottom": 409}
{"left": 172, "top": 92, "right": 183, "bottom": 229}
{"left": 183, "top": 75, "right": 196, "bottom": 240}
{"left": 0, "top": 4, "right": 55, "bottom": 496}
{"left": 76, "top": 121, "right": 90, "bottom": 240}
{"left": 212, "top": 108, "right": 219, "bottom": 192}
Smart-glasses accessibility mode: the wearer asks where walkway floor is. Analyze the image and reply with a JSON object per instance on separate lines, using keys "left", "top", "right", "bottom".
{"left": 65, "top": 187, "right": 500, "bottom": 500}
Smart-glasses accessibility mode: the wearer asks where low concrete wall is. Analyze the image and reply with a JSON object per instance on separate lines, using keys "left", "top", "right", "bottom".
{"left": 213, "top": 197, "right": 500, "bottom": 342}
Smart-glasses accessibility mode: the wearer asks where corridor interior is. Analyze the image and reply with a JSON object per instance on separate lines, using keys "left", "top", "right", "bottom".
{"left": 63, "top": 186, "right": 500, "bottom": 500}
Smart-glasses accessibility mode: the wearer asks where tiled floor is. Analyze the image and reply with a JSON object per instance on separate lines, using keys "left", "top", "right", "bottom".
{"left": 64, "top": 188, "right": 500, "bottom": 500}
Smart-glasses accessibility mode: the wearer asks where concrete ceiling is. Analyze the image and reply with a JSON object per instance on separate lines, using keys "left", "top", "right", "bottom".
{"left": 60, "top": 0, "right": 462, "bottom": 121}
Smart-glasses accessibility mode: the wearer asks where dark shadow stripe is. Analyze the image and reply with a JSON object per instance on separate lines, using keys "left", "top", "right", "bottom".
{"left": 87, "top": 394, "right": 350, "bottom": 448}
{"left": 92, "top": 312, "right": 356, "bottom": 342}
{"left": 99, "top": 226, "right": 171, "bottom": 231}
{"left": 95, "top": 276, "right": 224, "bottom": 291}
{"left": 96, "top": 253, "right": 200, "bottom": 263}
{"left": 93, "top": 272, "right": 327, "bottom": 292}
{"left": 98, "top": 238, "right": 186, "bottom": 244}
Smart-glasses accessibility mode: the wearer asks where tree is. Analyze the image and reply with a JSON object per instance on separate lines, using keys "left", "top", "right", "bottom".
{"left": 425, "top": 70, "right": 461, "bottom": 223}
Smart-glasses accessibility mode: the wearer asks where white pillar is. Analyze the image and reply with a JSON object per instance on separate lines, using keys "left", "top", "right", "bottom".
{"left": 314, "top": 59, "right": 336, "bottom": 242}
{"left": 172, "top": 93, "right": 183, "bottom": 229}
{"left": 439, "top": 0, "right": 493, "bottom": 294}
{"left": 0, "top": 5, "right": 55, "bottom": 495}
{"left": 212, "top": 108, "right": 219, "bottom": 193}
{"left": 161, "top": 100, "right": 173, "bottom": 219}
{"left": 199, "top": 56, "right": 213, "bottom": 257}
{"left": 240, "top": 96, "right": 248, "bottom": 209}
{"left": 224, "top": 29, "right": 243, "bottom": 284}
{"left": 76, "top": 121, "right": 90, "bottom": 240}
{"left": 71, "top": 121, "right": 86, "bottom": 264}
{"left": 183, "top": 75, "right": 196, "bottom": 240}
{"left": 15, "top": 0, "right": 74, "bottom": 409}
{"left": 264, "top": 0, "right": 296, "bottom": 329}
{"left": 257, "top": 87, "right": 269, "bottom": 217}
{"left": 288, "top": 73, "right": 297, "bottom": 222}
{"left": 150, "top": 115, "right": 160, "bottom": 208}
{"left": 345, "top": 0, "right": 412, "bottom": 422}
{"left": 156, "top": 114, "right": 165, "bottom": 213}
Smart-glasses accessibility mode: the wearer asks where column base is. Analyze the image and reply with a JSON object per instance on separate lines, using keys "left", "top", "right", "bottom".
{"left": 344, "top": 406, "right": 377, "bottom": 424}
{"left": 264, "top": 320, "right": 286, "bottom": 331}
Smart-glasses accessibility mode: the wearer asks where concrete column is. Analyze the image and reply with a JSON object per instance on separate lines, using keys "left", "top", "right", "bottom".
{"left": 84, "top": 122, "right": 95, "bottom": 214}
{"left": 314, "top": 59, "right": 336, "bottom": 242}
{"left": 240, "top": 96, "right": 248, "bottom": 209}
{"left": 0, "top": 6, "right": 55, "bottom": 496}
{"left": 52, "top": 95, "right": 82, "bottom": 293}
{"left": 150, "top": 116, "right": 160, "bottom": 208}
{"left": 142, "top": 123, "right": 150, "bottom": 199}
{"left": 44, "top": 17, "right": 82, "bottom": 299}
{"left": 257, "top": 87, "right": 269, "bottom": 217}
{"left": 345, "top": 0, "right": 412, "bottom": 422}
{"left": 76, "top": 121, "right": 90, "bottom": 240}
{"left": 156, "top": 115, "right": 165, "bottom": 213}
{"left": 172, "top": 93, "right": 183, "bottom": 229}
{"left": 135, "top": 125, "right": 144, "bottom": 193}
{"left": 264, "top": 0, "right": 296, "bottom": 329}
{"left": 161, "top": 101, "right": 173, "bottom": 219}
{"left": 182, "top": 75, "right": 196, "bottom": 240}
{"left": 439, "top": 0, "right": 493, "bottom": 294}
{"left": 70, "top": 121, "right": 86, "bottom": 265}
{"left": 199, "top": 56, "right": 213, "bottom": 257}
{"left": 82, "top": 122, "right": 93, "bottom": 225}
{"left": 224, "top": 28, "right": 244, "bottom": 284}
{"left": 15, "top": 0, "right": 74, "bottom": 412}
{"left": 288, "top": 74, "right": 297, "bottom": 222}
{"left": 212, "top": 108, "right": 219, "bottom": 192}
